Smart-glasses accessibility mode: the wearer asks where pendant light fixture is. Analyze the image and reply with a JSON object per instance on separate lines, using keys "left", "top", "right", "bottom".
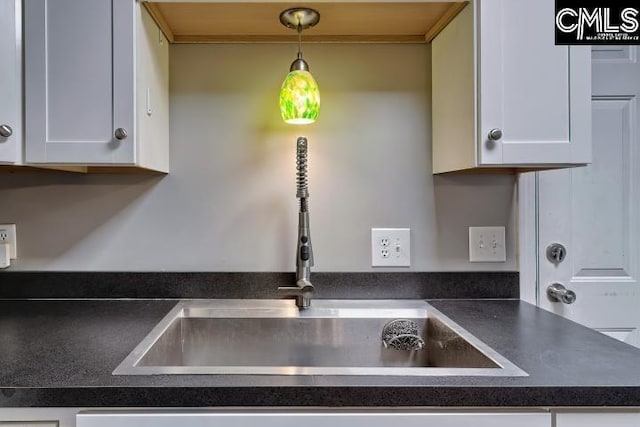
{"left": 279, "top": 8, "right": 321, "bottom": 125}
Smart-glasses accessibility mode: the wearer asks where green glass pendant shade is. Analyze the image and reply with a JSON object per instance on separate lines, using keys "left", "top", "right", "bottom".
{"left": 279, "top": 70, "right": 320, "bottom": 125}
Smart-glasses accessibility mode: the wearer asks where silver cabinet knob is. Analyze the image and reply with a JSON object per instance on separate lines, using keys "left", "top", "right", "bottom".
{"left": 114, "top": 128, "right": 128, "bottom": 140}
{"left": 547, "top": 283, "right": 577, "bottom": 304}
{"left": 488, "top": 128, "right": 503, "bottom": 141}
{"left": 0, "top": 124, "right": 13, "bottom": 138}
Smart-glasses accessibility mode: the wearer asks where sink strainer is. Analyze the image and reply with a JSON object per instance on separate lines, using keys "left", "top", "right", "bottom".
{"left": 382, "top": 319, "right": 425, "bottom": 351}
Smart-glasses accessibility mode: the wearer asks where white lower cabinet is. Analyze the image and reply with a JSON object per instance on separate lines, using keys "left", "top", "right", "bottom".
{"left": 3, "top": 409, "right": 640, "bottom": 427}
{"left": 77, "top": 409, "right": 551, "bottom": 427}
{"left": 556, "top": 411, "right": 640, "bottom": 427}
{"left": 76, "top": 411, "right": 551, "bottom": 427}
{"left": 0, "top": 424, "right": 57, "bottom": 427}
{"left": 0, "top": 408, "right": 78, "bottom": 427}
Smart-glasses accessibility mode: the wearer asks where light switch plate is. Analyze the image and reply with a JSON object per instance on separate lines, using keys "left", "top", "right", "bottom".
{"left": 372, "top": 228, "right": 410, "bottom": 267}
{"left": 469, "top": 226, "right": 506, "bottom": 262}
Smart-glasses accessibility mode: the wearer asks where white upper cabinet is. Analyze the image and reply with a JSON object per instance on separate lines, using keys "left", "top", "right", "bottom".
{"left": 24, "top": 0, "right": 169, "bottom": 172}
{"left": 0, "top": 0, "right": 21, "bottom": 165}
{"left": 432, "top": 0, "right": 592, "bottom": 174}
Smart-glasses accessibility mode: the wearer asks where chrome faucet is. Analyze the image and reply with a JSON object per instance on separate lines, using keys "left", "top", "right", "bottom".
{"left": 278, "top": 136, "right": 315, "bottom": 309}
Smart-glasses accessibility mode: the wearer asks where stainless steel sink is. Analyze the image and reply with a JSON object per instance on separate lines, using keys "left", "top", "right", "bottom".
{"left": 113, "top": 300, "right": 527, "bottom": 376}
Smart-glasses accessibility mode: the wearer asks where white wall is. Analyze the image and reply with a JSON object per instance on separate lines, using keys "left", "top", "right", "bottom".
{"left": 0, "top": 44, "right": 517, "bottom": 271}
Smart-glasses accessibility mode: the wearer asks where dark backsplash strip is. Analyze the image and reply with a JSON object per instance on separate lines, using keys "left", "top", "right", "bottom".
{"left": 0, "top": 272, "right": 519, "bottom": 299}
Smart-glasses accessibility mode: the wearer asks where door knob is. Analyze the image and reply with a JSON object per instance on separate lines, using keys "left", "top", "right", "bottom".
{"left": 0, "top": 124, "right": 13, "bottom": 138}
{"left": 488, "top": 128, "right": 503, "bottom": 141}
{"left": 114, "top": 128, "right": 128, "bottom": 140}
{"left": 547, "top": 283, "right": 576, "bottom": 304}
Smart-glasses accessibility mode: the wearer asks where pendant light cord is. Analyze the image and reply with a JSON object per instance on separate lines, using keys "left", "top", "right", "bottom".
{"left": 297, "top": 23, "right": 303, "bottom": 59}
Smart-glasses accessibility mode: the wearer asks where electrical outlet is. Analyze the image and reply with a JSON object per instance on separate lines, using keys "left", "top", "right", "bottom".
{"left": 469, "top": 226, "right": 505, "bottom": 262}
{"left": 372, "top": 228, "right": 410, "bottom": 267}
{"left": 0, "top": 224, "right": 17, "bottom": 259}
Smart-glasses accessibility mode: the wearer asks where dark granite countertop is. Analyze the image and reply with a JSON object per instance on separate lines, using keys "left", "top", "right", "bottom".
{"left": 1, "top": 297, "right": 640, "bottom": 407}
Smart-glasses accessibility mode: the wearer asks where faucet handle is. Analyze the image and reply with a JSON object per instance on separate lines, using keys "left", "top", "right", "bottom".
{"left": 277, "top": 280, "right": 314, "bottom": 295}
{"left": 278, "top": 280, "right": 314, "bottom": 309}
{"left": 296, "top": 278, "right": 314, "bottom": 292}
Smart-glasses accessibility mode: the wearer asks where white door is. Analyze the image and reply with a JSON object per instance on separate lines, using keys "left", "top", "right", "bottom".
{"left": 24, "top": 0, "right": 135, "bottom": 165}
{"left": 0, "top": 0, "right": 21, "bottom": 164}
{"left": 536, "top": 46, "right": 640, "bottom": 348}
{"left": 478, "top": 0, "right": 591, "bottom": 166}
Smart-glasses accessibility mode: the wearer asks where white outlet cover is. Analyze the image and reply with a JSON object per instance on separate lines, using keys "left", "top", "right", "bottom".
{"left": 0, "top": 224, "right": 17, "bottom": 259}
{"left": 372, "top": 228, "right": 410, "bottom": 267}
{"left": 469, "top": 226, "right": 506, "bottom": 262}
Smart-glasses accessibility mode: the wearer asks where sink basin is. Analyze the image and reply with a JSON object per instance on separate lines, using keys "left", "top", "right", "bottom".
{"left": 113, "top": 300, "right": 527, "bottom": 376}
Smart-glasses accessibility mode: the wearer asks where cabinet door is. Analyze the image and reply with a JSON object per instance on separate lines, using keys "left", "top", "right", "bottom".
{"left": 478, "top": 0, "right": 591, "bottom": 166}
{"left": 0, "top": 0, "right": 21, "bottom": 164}
{"left": 0, "top": 408, "right": 79, "bottom": 427}
{"left": 0, "top": 423, "right": 58, "bottom": 427}
{"left": 78, "top": 412, "right": 551, "bottom": 427}
{"left": 556, "top": 412, "right": 640, "bottom": 427}
{"left": 25, "top": 0, "right": 135, "bottom": 165}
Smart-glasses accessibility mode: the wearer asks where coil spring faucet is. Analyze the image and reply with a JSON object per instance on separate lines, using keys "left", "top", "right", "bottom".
{"left": 278, "top": 136, "right": 315, "bottom": 309}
